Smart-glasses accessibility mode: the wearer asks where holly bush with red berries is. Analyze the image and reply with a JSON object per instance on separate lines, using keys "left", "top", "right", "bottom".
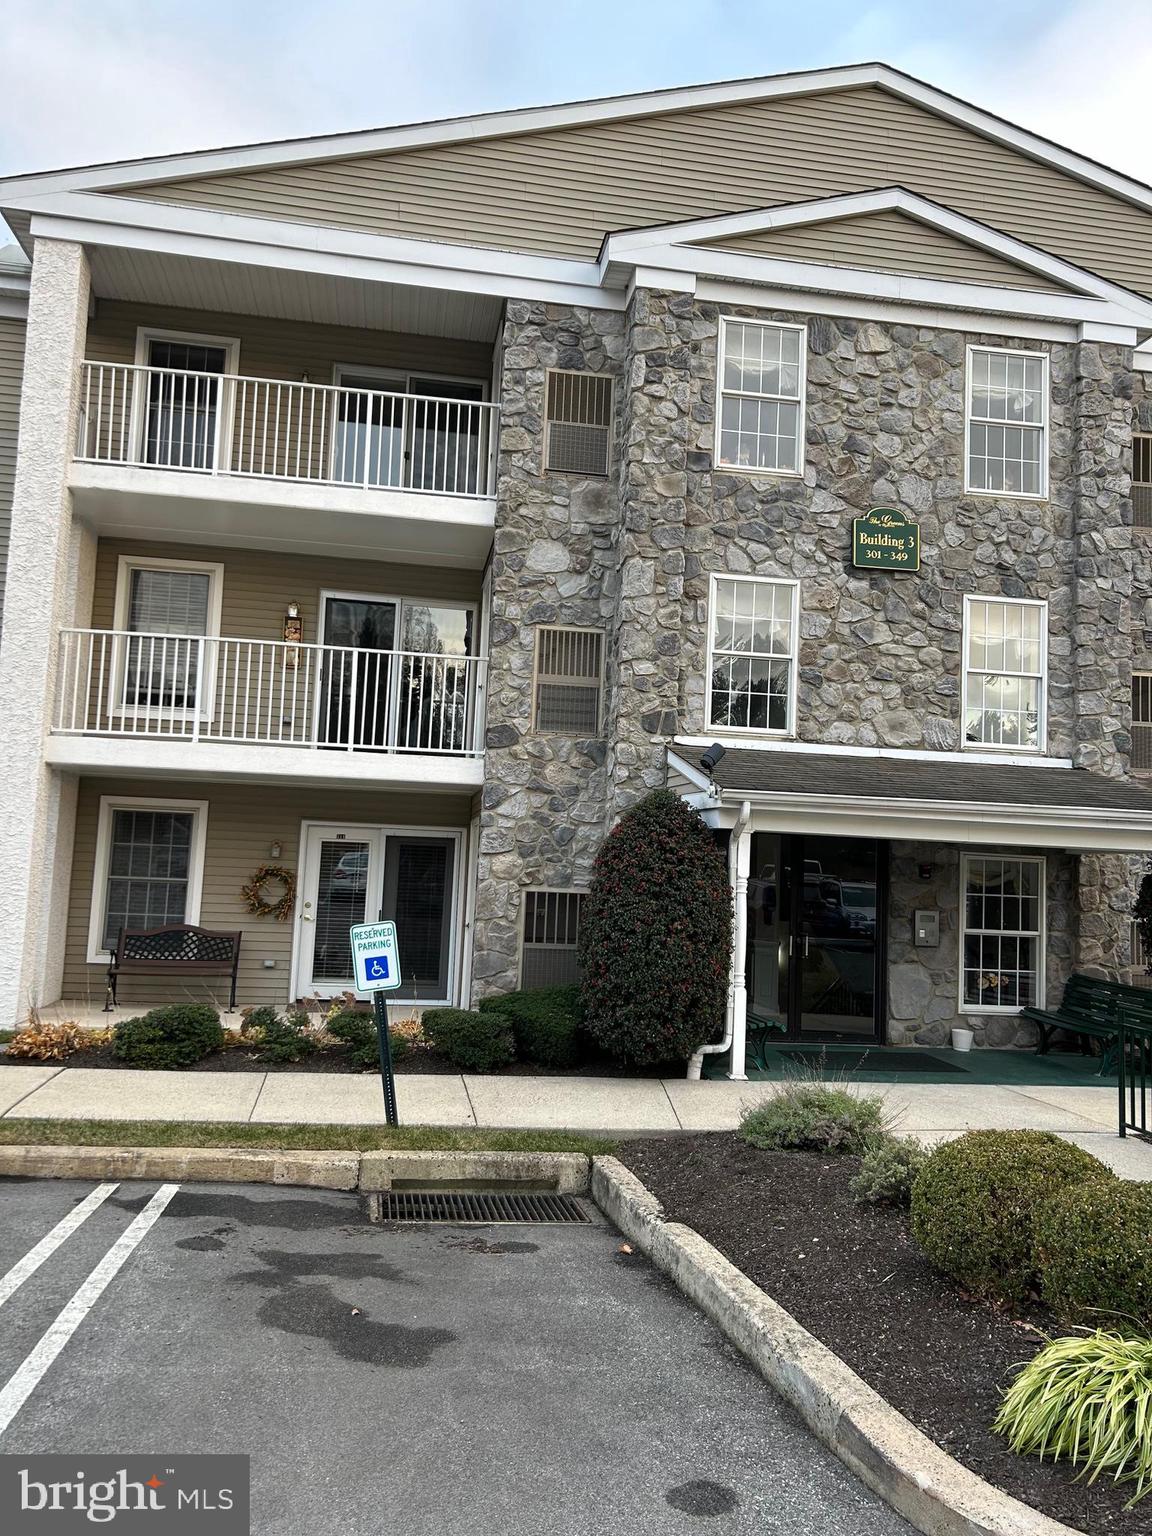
{"left": 579, "top": 789, "right": 732, "bottom": 1065}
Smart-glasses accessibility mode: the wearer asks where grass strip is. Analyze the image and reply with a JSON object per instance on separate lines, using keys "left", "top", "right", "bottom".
{"left": 0, "top": 1118, "right": 618, "bottom": 1156}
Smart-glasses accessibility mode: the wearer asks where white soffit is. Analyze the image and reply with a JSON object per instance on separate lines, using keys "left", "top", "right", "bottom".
{"left": 86, "top": 244, "right": 505, "bottom": 341}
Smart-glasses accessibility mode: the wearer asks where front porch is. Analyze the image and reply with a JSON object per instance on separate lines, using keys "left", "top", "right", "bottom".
{"left": 42, "top": 775, "right": 479, "bottom": 1023}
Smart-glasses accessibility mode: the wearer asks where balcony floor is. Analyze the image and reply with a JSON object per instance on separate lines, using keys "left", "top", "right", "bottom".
{"left": 69, "top": 461, "right": 494, "bottom": 567}
{"left": 44, "top": 733, "right": 484, "bottom": 790}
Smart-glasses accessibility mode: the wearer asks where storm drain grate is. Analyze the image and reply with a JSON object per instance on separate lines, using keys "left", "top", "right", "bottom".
{"left": 378, "top": 1190, "right": 590, "bottom": 1225}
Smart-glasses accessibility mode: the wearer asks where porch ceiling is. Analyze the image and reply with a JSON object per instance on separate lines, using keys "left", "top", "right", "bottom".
{"left": 86, "top": 244, "right": 505, "bottom": 342}
{"left": 671, "top": 746, "right": 1152, "bottom": 853}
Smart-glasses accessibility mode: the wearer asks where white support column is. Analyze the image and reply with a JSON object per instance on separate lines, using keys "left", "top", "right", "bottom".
{"left": 727, "top": 821, "right": 751, "bottom": 1081}
{"left": 0, "top": 238, "right": 92, "bottom": 1024}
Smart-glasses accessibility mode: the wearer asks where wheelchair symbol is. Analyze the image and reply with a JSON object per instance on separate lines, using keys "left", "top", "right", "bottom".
{"left": 367, "top": 956, "right": 389, "bottom": 980}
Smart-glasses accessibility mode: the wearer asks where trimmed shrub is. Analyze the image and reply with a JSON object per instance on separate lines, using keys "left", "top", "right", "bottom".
{"left": 739, "top": 1079, "right": 889, "bottom": 1155}
{"left": 422, "top": 1008, "right": 515, "bottom": 1071}
{"left": 112, "top": 1004, "right": 224, "bottom": 1070}
{"left": 911, "top": 1130, "right": 1114, "bottom": 1305}
{"left": 850, "top": 1135, "right": 927, "bottom": 1207}
{"left": 994, "top": 1329, "right": 1152, "bottom": 1507}
{"left": 477, "top": 985, "right": 587, "bottom": 1069}
{"left": 579, "top": 789, "right": 732, "bottom": 1065}
{"left": 1035, "top": 1179, "right": 1152, "bottom": 1328}
{"left": 241, "top": 1006, "right": 317, "bottom": 1065}
{"left": 325, "top": 1009, "right": 411, "bottom": 1070}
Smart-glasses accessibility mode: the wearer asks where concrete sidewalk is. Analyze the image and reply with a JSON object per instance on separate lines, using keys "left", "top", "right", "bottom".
{"left": 1, "top": 1063, "right": 1149, "bottom": 1169}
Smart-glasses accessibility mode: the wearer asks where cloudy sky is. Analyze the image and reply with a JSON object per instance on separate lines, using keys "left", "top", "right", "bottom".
{"left": 0, "top": 0, "right": 1149, "bottom": 184}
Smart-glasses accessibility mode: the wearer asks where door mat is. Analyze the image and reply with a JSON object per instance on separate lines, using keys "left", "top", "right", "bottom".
{"left": 772, "top": 1047, "right": 971, "bottom": 1075}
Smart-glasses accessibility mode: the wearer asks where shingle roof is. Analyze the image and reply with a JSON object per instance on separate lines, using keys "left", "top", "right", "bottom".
{"left": 704, "top": 748, "right": 1152, "bottom": 814}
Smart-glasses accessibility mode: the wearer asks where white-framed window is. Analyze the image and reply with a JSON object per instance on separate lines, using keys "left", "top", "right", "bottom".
{"left": 706, "top": 574, "right": 799, "bottom": 735}
{"left": 1134, "top": 434, "right": 1152, "bottom": 529}
{"left": 960, "top": 854, "right": 1045, "bottom": 1013}
{"left": 965, "top": 346, "right": 1048, "bottom": 498}
{"left": 87, "top": 796, "right": 209, "bottom": 961}
{"left": 520, "top": 889, "right": 587, "bottom": 989}
{"left": 962, "top": 596, "right": 1047, "bottom": 752}
{"left": 111, "top": 555, "right": 224, "bottom": 719}
{"left": 1134, "top": 673, "right": 1152, "bottom": 771}
{"left": 532, "top": 627, "right": 605, "bottom": 734}
{"left": 716, "top": 317, "right": 806, "bottom": 476}
{"left": 543, "top": 371, "right": 613, "bottom": 476}
{"left": 133, "top": 327, "right": 241, "bottom": 472}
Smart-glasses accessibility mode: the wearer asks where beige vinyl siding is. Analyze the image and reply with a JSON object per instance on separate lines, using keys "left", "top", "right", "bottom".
{"left": 88, "top": 539, "right": 482, "bottom": 643}
{"left": 698, "top": 209, "right": 1068, "bottom": 291}
{"left": 63, "top": 777, "right": 472, "bottom": 1008}
{"left": 0, "top": 316, "right": 27, "bottom": 635}
{"left": 85, "top": 300, "right": 493, "bottom": 381}
{"left": 123, "top": 85, "right": 1152, "bottom": 296}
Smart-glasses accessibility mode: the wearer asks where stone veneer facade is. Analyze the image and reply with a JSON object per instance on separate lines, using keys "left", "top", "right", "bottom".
{"left": 474, "top": 287, "right": 1143, "bottom": 1042}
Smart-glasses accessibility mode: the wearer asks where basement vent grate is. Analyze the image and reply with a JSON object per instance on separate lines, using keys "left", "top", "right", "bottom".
{"left": 377, "top": 1190, "right": 591, "bottom": 1225}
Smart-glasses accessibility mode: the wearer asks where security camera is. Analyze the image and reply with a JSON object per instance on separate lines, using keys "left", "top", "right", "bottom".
{"left": 699, "top": 743, "right": 726, "bottom": 774}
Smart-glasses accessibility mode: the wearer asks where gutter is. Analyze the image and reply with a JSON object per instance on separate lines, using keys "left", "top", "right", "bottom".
{"left": 686, "top": 796, "right": 751, "bottom": 1080}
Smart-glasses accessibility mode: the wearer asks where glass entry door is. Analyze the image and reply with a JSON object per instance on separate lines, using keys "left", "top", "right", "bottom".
{"left": 747, "top": 833, "right": 885, "bottom": 1044}
{"left": 296, "top": 825, "right": 458, "bottom": 1002}
{"left": 319, "top": 595, "right": 398, "bottom": 748}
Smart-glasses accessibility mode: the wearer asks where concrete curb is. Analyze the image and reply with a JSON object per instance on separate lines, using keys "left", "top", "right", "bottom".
{"left": 0, "top": 1145, "right": 591, "bottom": 1195}
{"left": 591, "top": 1156, "right": 1082, "bottom": 1536}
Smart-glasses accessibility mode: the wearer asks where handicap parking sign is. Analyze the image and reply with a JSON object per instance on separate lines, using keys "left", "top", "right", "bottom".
{"left": 350, "top": 922, "right": 403, "bottom": 993}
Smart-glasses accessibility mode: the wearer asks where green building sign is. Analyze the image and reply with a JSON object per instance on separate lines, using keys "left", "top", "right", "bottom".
{"left": 852, "top": 507, "right": 920, "bottom": 572}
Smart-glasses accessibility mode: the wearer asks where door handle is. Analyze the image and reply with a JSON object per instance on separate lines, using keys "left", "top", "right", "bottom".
{"left": 301, "top": 913, "right": 314, "bottom": 922}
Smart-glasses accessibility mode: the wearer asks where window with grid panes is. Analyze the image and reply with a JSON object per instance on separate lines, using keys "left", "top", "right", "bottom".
{"left": 963, "top": 597, "right": 1046, "bottom": 751}
{"left": 961, "top": 855, "right": 1045, "bottom": 1011}
{"left": 521, "top": 890, "right": 586, "bottom": 988}
{"left": 1135, "top": 435, "right": 1152, "bottom": 528}
{"left": 717, "top": 319, "right": 805, "bottom": 475}
{"left": 100, "top": 808, "right": 195, "bottom": 951}
{"left": 1133, "top": 673, "right": 1152, "bottom": 770}
{"left": 708, "top": 576, "right": 797, "bottom": 733}
{"left": 966, "top": 347, "right": 1048, "bottom": 497}
{"left": 532, "top": 627, "right": 604, "bottom": 734}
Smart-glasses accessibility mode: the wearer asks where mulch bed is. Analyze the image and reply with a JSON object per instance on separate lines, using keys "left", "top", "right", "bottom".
{"left": 0, "top": 1045, "right": 670, "bottom": 1078}
{"left": 617, "top": 1133, "right": 1139, "bottom": 1536}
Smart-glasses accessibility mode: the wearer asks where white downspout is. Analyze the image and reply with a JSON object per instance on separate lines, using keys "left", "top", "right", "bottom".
{"left": 687, "top": 798, "right": 751, "bottom": 1080}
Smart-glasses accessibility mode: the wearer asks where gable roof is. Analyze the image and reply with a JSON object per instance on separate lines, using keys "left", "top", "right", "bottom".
{"left": 6, "top": 63, "right": 1152, "bottom": 300}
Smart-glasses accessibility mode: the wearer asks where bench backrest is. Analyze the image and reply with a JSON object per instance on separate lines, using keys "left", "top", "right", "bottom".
{"left": 114, "top": 925, "right": 241, "bottom": 969}
{"left": 1057, "top": 973, "right": 1152, "bottom": 1030}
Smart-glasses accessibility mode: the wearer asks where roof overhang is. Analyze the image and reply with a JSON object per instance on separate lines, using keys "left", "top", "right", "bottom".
{"left": 668, "top": 748, "right": 1152, "bottom": 854}
{"left": 4, "top": 62, "right": 1152, "bottom": 229}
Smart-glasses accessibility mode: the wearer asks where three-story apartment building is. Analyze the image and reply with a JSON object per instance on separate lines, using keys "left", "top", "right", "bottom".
{"left": 4, "top": 62, "right": 1152, "bottom": 1078}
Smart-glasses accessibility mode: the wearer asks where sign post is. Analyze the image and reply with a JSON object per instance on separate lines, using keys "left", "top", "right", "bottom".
{"left": 350, "top": 921, "right": 403, "bottom": 1126}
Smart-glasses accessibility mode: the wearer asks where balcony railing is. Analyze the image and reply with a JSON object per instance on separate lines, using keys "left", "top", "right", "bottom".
{"left": 53, "top": 629, "right": 487, "bottom": 757}
{"left": 75, "top": 362, "right": 500, "bottom": 499}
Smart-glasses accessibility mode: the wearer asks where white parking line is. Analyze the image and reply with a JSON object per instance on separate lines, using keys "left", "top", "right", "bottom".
{"left": 0, "top": 1183, "right": 180, "bottom": 1438}
{"left": 0, "top": 1183, "right": 120, "bottom": 1312}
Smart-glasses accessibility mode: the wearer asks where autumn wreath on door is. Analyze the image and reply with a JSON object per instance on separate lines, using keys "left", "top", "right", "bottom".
{"left": 241, "top": 864, "right": 297, "bottom": 921}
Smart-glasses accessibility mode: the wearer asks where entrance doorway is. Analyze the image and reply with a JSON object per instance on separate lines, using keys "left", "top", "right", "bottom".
{"left": 294, "top": 823, "right": 460, "bottom": 1002}
{"left": 747, "top": 833, "right": 886, "bottom": 1043}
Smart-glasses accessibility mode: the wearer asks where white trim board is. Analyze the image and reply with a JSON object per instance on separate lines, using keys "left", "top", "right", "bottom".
{"left": 5, "top": 61, "right": 1152, "bottom": 229}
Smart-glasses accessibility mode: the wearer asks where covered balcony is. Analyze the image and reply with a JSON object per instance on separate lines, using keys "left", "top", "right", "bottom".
{"left": 46, "top": 627, "right": 487, "bottom": 788}
{"left": 69, "top": 361, "right": 499, "bottom": 563}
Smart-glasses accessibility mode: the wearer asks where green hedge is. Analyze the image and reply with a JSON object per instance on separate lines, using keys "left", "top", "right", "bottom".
{"left": 422, "top": 1008, "right": 514, "bottom": 1072}
{"left": 325, "top": 1009, "right": 412, "bottom": 1071}
{"left": 1036, "top": 1179, "right": 1152, "bottom": 1328}
{"left": 477, "top": 985, "right": 586, "bottom": 1069}
{"left": 112, "top": 1004, "right": 224, "bottom": 1070}
{"left": 910, "top": 1129, "right": 1114, "bottom": 1305}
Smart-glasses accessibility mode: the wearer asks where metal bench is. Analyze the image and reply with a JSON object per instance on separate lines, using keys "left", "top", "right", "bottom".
{"left": 1021, "top": 973, "right": 1152, "bottom": 1075}
{"left": 105, "top": 924, "right": 243, "bottom": 1012}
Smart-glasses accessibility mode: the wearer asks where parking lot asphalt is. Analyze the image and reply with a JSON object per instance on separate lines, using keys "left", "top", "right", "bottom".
{"left": 0, "top": 1179, "right": 912, "bottom": 1535}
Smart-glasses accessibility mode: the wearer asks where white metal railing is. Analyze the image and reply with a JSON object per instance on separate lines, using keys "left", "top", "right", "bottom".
{"left": 53, "top": 629, "right": 488, "bottom": 756}
{"left": 75, "top": 362, "right": 500, "bottom": 499}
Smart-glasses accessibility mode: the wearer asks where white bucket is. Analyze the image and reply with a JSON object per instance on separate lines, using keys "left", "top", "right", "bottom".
{"left": 951, "top": 1027, "right": 975, "bottom": 1053}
